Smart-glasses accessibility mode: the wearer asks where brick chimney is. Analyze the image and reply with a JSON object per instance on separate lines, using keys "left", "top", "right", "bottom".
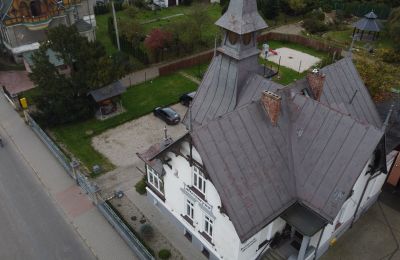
{"left": 261, "top": 91, "right": 281, "bottom": 126}
{"left": 306, "top": 69, "right": 326, "bottom": 101}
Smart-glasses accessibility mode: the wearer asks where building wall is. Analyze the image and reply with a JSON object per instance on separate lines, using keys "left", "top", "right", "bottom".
{"left": 145, "top": 141, "right": 291, "bottom": 260}
{"left": 145, "top": 141, "right": 390, "bottom": 260}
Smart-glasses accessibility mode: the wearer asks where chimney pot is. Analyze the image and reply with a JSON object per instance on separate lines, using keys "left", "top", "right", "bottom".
{"left": 307, "top": 70, "right": 326, "bottom": 101}
{"left": 261, "top": 91, "right": 281, "bottom": 126}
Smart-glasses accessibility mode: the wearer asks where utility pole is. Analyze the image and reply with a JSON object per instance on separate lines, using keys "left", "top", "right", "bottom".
{"left": 111, "top": 1, "right": 120, "bottom": 51}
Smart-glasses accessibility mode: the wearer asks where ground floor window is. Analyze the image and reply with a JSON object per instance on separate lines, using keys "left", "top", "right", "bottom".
{"left": 147, "top": 165, "right": 164, "bottom": 193}
{"left": 202, "top": 246, "right": 210, "bottom": 259}
{"left": 184, "top": 230, "right": 192, "bottom": 242}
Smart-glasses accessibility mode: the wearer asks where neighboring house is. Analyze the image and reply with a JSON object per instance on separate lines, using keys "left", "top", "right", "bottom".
{"left": 0, "top": 0, "right": 96, "bottom": 62}
{"left": 138, "top": 1, "right": 393, "bottom": 260}
{"left": 22, "top": 48, "right": 69, "bottom": 73}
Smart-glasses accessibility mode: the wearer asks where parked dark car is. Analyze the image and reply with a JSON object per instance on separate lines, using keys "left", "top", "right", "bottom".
{"left": 179, "top": 91, "right": 196, "bottom": 107}
{"left": 153, "top": 107, "right": 181, "bottom": 125}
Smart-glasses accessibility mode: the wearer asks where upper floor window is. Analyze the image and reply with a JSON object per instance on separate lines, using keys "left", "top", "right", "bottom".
{"left": 186, "top": 199, "right": 194, "bottom": 219}
{"left": 193, "top": 166, "right": 206, "bottom": 194}
{"left": 204, "top": 215, "right": 214, "bottom": 237}
{"left": 147, "top": 165, "right": 163, "bottom": 194}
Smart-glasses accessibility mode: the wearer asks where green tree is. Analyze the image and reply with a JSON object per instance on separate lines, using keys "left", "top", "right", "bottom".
{"left": 288, "top": 0, "right": 306, "bottom": 15}
{"left": 30, "top": 25, "right": 125, "bottom": 126}
{"left": 387, "top": 7, "right": 400, "bottom": 51}
{"left": 258, "top": 0, "right": 280, "bottom": 20}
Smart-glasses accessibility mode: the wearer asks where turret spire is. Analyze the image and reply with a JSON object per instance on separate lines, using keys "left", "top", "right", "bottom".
{"left": 215, "top": 0, "right": 267, "bottom": 35}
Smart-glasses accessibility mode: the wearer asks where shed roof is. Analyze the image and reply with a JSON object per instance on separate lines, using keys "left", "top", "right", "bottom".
{"left": 23, "top": 49, "right": 65, "bottom": 67}
{"left": 88, "top": 81, "right": 126, "bottom": 102}
{"left": 352, "top": 11, "right": 382, "bottom": 32}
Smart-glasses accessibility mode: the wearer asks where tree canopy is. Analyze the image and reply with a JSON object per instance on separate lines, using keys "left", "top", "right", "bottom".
{"left": 30, "top": 25, "right": 127, "bottom": 126}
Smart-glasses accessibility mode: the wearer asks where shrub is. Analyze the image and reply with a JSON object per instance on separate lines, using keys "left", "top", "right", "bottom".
{"left": 140, "top": 224, "right": 154, "bottom": 240}
{"left": 303, "top": 19, "right": 329, "bottom": 34}
{"left": 135, "top": 176, "right": 147, "bottom": 195}
{"left": 377, "top": 48, "right": 400, "bottom": 64}
{"left": 158, "top": 249, "right": 172, "bottom": 259}
{"left": 126, "top": 6, "right": 139, "bottom": 17}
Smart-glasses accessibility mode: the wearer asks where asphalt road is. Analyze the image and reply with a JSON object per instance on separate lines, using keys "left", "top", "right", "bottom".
{"left": 0, "top": 126, "right": 95, "bottom": 259}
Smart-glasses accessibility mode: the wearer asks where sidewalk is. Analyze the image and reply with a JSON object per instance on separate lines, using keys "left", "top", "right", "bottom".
{"left": 0, "top": 95, "right": 137, "bottom": 260}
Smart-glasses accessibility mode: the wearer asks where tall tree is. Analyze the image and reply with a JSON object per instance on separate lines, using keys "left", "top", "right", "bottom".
{"left": 30, "top": 25, "right": 126, "bottom": 126}
{"left": 258, "top": 0, "right": 280, "bottom": 20}
{"left": 288, "top": 0, "right": 306, "bottom": 15}
{"left": 387, "top": 7, "right": 400, "bottom": 51}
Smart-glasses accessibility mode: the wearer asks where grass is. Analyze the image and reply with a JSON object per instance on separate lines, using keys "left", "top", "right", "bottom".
{"left": 51, "top": 73, "right": 197, "bottom": 173}
{"left": 95, "top": 4, "right": 222, "bottom": 55}
{"left": 181, "top": 62, "right": 209, "bottom": 79}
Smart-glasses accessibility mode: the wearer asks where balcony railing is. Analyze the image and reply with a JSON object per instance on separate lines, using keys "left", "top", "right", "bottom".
{"left": 3, "top": 0, "right": 82, "bottom": 26}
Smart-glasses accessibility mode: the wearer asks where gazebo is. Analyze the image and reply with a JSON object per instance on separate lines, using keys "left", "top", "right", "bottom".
{"left": 88, "top": 81, "right": 126, "bottom": 120}
{"left": 352, "top": 11, "right": 382, "bottom": 41}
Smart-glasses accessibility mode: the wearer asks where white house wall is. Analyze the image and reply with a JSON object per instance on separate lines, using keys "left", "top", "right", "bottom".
{"left": 147, "top": 141, "right": 290, "bottom": 260}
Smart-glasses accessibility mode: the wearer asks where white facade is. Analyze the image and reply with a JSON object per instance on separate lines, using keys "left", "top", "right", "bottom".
{"left": 144, "top": 141, "right": 392, "bottom": 260}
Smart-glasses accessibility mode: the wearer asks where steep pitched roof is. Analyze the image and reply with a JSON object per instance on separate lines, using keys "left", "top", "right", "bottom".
{"left": 352, "top": 11, "right": 382, "bottom": 32}
{"left": 215, "top": 0, "right": 267, "bottom": 34}
{"left": 143, "top": 57, "right": 384, "bottom": 242}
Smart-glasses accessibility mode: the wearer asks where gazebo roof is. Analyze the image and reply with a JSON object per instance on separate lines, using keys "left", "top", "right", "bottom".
{"left": 352, "top": 11, "right": 382, "bottom": 32}
{"left": 88, "top": 81, "right": 126, "bottom": 102}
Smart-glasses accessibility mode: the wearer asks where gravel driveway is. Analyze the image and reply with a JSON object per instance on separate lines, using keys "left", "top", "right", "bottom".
{"left": 92, "top": 103, "right": 188, "bottom": 168}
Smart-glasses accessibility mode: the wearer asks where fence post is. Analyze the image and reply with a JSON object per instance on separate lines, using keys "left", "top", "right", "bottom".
{"left": 70, "top": 159, "right": 80, "bottom": 185}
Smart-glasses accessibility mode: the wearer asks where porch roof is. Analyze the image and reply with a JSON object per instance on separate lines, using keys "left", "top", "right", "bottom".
{"left": 281, "top": 203, "right": 327, "bottom": 237}
{"left": 88, "top": 81, "right": 126, "bottom": 102}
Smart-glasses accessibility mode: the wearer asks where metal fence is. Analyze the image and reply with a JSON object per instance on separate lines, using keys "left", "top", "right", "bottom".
{"left": 23, "top": 111, "right": 154, "bottom": 260}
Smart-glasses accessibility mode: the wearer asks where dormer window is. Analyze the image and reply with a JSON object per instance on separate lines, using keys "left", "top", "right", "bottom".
{"left": 228, "top": 31, "right": 239, "bottom": 45}
{"left": 242, "top": 33, "right": 252, "bottom": 45}
{"left": 193, "top": 166, "right": 206, "bottom": 194}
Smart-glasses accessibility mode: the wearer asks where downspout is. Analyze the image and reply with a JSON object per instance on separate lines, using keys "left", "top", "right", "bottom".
{"left": 350, "top": 171, "right": 381, "bottom": 227}
{"left": 351, "top": 105, "right": 393, "bottom": 227}
{"left": 313, "top": 225, "right": 326, "bottom": 260}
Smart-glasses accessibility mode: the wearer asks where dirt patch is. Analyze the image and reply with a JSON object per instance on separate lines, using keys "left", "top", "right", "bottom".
{"left": 92, "top": 104, "right": 188, "bottom": 168}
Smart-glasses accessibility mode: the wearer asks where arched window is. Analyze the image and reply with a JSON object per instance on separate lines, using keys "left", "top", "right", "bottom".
{"left": 242, "top": 33, "right": 252, "bottom": 45}
{"left": 30, "top": 1, "right": 42, "bottom": 16}
{"left": 19, "top": 2, "right": 30, "bottom": 17}
{"left": 228, "top": 31, "right": 238, "bottom": 45}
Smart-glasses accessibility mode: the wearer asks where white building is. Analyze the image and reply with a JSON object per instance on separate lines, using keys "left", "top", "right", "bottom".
{"left": 138, "top": 0, "right": 394, "bottom": 259}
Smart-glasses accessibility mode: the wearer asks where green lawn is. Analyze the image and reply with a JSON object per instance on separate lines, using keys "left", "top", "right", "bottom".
{"left": 182, "top": 62, "right": 209, "bottom": 79}
{"left": 95, "top": 4, "right": 222, "bottom": 55}
{"left": 51, "top": 73, "right": 198, "bottom": 174}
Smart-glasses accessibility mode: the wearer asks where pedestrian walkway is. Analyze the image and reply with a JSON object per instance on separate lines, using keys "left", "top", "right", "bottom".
{"left": 178, "top": 71, "right": 201, "bottom": 84}
{"left": 0, "top": 95, "right": 137, "bottom": 260}
{"left": 120, "top": 67, "right": 159, "bottom": 88}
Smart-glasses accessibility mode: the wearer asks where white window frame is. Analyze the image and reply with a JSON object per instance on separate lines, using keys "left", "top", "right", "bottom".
{"left": 186, "top": 199, "right": 194, "bottom": 219}
{"left": 193, "top": 166, "right": 206, "bottom": 194}
{"left": 147, "top": 165, "right": 163, "bottom": 193}
{"left": 204, "top": 214, "right": 214, "bottom": 237}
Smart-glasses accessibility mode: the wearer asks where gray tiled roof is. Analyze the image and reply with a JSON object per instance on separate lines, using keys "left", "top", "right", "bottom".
{"left": 88, "top": 81, "right": 126, "bottom": 102}
{"left": 146, "top": 57, "right": 384, "bottom": 242}
{"left": 215, "top": 0, "right": 267, "bottom": 34}
{"left": 352, "top": 11, "right": 382, "bottom": 32}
